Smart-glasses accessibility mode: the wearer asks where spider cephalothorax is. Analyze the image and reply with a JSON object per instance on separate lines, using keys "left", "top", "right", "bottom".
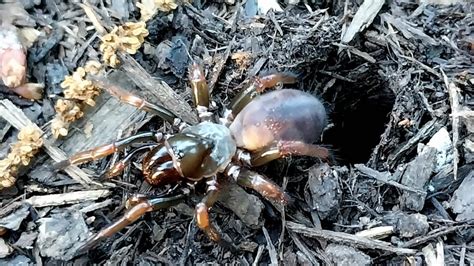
{"left": 56, "top": 62, "right": 329, "bottom": 252}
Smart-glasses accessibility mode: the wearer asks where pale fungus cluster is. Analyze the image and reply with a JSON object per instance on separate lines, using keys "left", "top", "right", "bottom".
{"left": 0, "top": 126, "right": 43, "bottom": 189}
{"left": 99, "top": 22, "right": 149, "bottom": 68}
{"left": 137, "top": 0, "right": 179, "bottom": 21}
{"left": 51, "top": 61, "right": 103, "bottom": 138}
{"left": 0, "top": 0, "right": 181, "bottom": 187}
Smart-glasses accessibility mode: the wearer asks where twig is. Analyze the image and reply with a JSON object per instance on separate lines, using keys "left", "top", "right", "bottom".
{"left": 24, "top": 189, "right": 111, "bottom": 207}
{"left": 397, "top": 53, "right": 440, "bottom": 78}
{"left": 78, "top": 3, "right": 107, "bottom": 35}
{"left": 289, "top": 231, "right": 325, "bottom": 265}
{"left": 318, "top": 70, "right": 355, "bottom": 83}
{"left": 442, "top": 69, "right": 460, "bottom": 179}
{"left": 387, "top": 119, "right": 443, "bottom": 168}
{"left": 422, "top": 241, "right": 445, "bottom": 266}
{"left": 79, "top": 198, "right": 114, "bottom": 213}
{"left": 0, "top": 99, "right": 95, "bottom": 186}
{"left": 355, "top": 226, "right": 394, "bottom": 240}
{"left": 180, "top": 217, "right": 197, "bottom": 266}
{"left": 208, "top": 39, "right": 233, "bottom": 93}
{"left": 354, "top": 164, "right": 427, "bottom": 195}
{"left": 402, "top": 224, "right": 473, "bottom": 248}
{"left": 333, "top": 43, "right": 376, "bottom": 63}
{"left": 262, "top": 226, "right": 279, "bottom": 266}
{"left": 459, "top": 243, "right": 466, "bottom": 266}
{"left": 252, "top": 245, "right": 265, "bottom": 266}
{"left": 341, "top": 0, "right": 384, "bottom": 44}
{"left": 286, "top": 221, "right": 416, "bottom": 255}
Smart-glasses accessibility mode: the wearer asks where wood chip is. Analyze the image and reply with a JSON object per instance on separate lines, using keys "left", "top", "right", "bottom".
{"left": 355, "top": 226, "right": 395, "bottom": 240}
{"left": 341, "top": 0, "right": 384, "bottom": 44}
{"left": 78, "top": 3, "right": 106, "bottom": 35}
{"left": 442, "top": 70, "right": 461, "bottom": 179}
{"left": 262, "top": 226, "right": 279, "bottom": 266}
{"left": 24, "top": 189, "right": 111, "bottom": 207}
{"left": 287, "top": 221, "right": 416, "bottom": 255}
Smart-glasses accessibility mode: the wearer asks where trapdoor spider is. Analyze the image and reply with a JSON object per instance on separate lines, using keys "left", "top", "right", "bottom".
{"left": 57, "top": 62, "right": 329, "bottom": 252}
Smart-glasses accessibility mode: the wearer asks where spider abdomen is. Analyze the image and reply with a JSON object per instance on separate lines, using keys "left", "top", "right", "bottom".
{"left": 229, "top": 89, "right": 327, "bottom": 151}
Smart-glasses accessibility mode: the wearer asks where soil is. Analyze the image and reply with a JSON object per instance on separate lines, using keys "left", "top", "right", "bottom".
{"left": 0, "top": 0, "right": 473, "bottom": 265}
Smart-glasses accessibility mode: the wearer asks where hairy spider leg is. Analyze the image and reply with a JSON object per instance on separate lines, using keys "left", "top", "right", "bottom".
{"left": 224, "top": 72, "right": 298, "bottom": 124}
{"left": 90, "top": 76, "right": 180, "bottom": 124}
{"left": 225, "top": 163, "right": 289, "bottom": 205}
{"left": 54, "top": 132, "right": 162, "bottom": 169}
{"left": 188, "top": 62, "right": 213, "bottom": 122}
{"left": 244, "top": 140, "right": 330, "bottom": 167}
{"left": 104, "top": 144, "right": 158, "bottom": 178}
{"left": 195, "top": 176, "right": 221, "bottom": 242}
{"left": 75, "top": 194, "right": 186, "bottom": 255}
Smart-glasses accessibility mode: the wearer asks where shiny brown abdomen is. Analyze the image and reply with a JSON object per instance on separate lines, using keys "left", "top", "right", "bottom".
{"left": 229, "top": 89, "right": 327, "bottom": 151}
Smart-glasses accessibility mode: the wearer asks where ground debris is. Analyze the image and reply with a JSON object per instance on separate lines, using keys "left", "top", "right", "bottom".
{"left": 450, "top": 171, "right": 474, "bottom": 221}
{"left": 287, "top": 221, "right": 416, "bottom": 255}
{"left": 0, "top": 254, "right": 32, "bottom": 265}
{"left": 400, "top": 128, "right": 448, "bottom": 211}
{"left": 325, "top": 244, "right": 371, "bottom": 266}
{"left": 218, "top": 181, "right": 263, "bottom": 228}
{"left": 104, "top": 244, "right": 133, "bottom": 266}
{"left": 24, "top": 190, "right": 111, "bottom": 207}
{"left": 0, "top": 238, "right": 13, "bottom": 258}
{"left": 14, "top": 231, "right": 38, "bottom": 249}
{"left": 307, "top": 163, "right": 342, "bottom": 221}
{"left": 341, "top": 0, "right": 385, "bottom": 44}
{"left": 1, "top": 0, "right": 473, "bottom": 264}
{"left": 383, "top": 212, "right": 429, "bottom": 238}
{"left": 36, "top": 209, "right": 89, "bottom": 261}
{"left": 0, "top": 202, "right": 30, "bottom": 231}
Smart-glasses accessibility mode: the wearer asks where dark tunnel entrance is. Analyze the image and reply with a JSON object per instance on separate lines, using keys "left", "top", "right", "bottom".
{"left": 321, "top": 78, "right": 396, "bottom": 165}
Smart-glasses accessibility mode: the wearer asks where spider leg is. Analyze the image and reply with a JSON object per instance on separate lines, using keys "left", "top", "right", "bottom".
{"left": 195, "top": 176, "right": 221, "bottom": 242}
{"left": 54, "top": 132, "right": 163, "bottom": 169}
{"left": 75, "top": 194, "right": 185, "bottom": 255}
{"left": 225, "top": 164, "right": 289, "bottom": 205}
{"left": 90, "top": 76, "right": 180, "bottom": 124}
{"left": 188, "top": 62, "right": 213, "bottom": 122}
{"left": 239, "top": 140, "right": 330, "bottom": 167}
{"left": 222, "top": 72, "right": 297, "bottom": 125}
{"left": 104, "top": 144, "right": 158, "bottom": 178}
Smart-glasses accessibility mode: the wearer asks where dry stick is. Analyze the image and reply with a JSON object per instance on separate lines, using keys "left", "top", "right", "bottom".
{"left": 387, "top": 119, "right": 443, "bottom": 168}
{"left": 286, "top": 221, "right": 416, "bottom": 255}
{"left": 262, "top": 226, "right": 279, "bottom": 266}
{"left": 208, "top": 38, "right": 233, "bottom": 94}
{"left": 354, "top": 164, "right": 427, "bottom": 195}
{"left": 422, "top": 243, "right": 439, "bottom": 266}
{"left": 24, "top": 189, "right": 111, "bottom": 207}
{"left": 442, "top": 69, "right": 460, "bottom": 179}
{"left": 252, "top": 245, "right": 265, "bottom": 266}
{"left": 118, "top": 52, "right": 199, "bottom": 125}
{"left": 0, "top": 99, "right": 96, "bottom": 187}
{"left": 401, "top": 224, "right": 473, "bottom": 248}
{"left": 79, "top": 198, "right": 114, "bottom": 213}
{"left": 436, "top": 241, "right": 445, "bottom": 266}
{"left": 459, "top": 243, "right": 466, "bottom": 266}
{"left": 289, "top": 231, "right": 324, "bottom": 265}
{"left": 355, "top": 226, "right": 395, "bottom": 240}
{"left": 340, "top": 0, "right": 385, "bottom": 44}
